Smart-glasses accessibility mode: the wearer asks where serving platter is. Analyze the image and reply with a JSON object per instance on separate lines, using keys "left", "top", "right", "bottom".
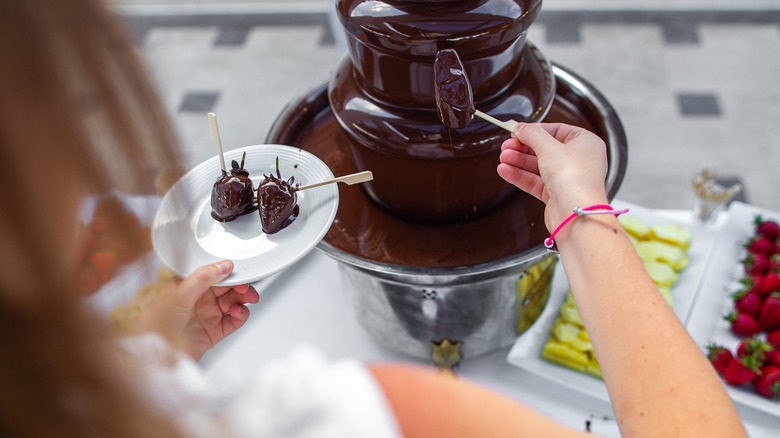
{"left": 686, "top": 201, "right": 780, "bottom": 418}
{"left": 507, "top": 200, "right": 717, "bottom": 402}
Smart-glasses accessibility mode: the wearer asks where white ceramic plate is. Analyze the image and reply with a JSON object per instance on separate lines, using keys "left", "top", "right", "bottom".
{"left": 507, "top": 200, "right": 717, "bottom": 402}
{"left": 152, "top": 145, "right": 338, "bottom": 286}
{"left": 686, "top": 201, "right": 780, "bottom": 418}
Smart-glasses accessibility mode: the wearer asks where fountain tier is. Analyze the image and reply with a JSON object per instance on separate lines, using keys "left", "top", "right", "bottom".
{"left": 330, "top": 0, "right": 554, "bottom": 223}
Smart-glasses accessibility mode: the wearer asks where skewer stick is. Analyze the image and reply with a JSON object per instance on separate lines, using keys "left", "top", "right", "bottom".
{"left": 473, "top": 109, "right": 518, "bottom": 133}
{"left": 208, "top": 112, "right": 227, "bottom": 174}
{"left": 297, "top": 171, "right": 373, "bottom": 191}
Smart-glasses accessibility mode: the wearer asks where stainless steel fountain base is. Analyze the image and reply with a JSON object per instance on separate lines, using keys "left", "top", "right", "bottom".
{"left": 332, "top": 253, "right": 557, "bottom": 361}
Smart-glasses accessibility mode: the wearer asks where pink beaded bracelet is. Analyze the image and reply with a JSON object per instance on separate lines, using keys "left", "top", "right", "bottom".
{"left": 544, "top": 204, "right": 630, "bottom": 252}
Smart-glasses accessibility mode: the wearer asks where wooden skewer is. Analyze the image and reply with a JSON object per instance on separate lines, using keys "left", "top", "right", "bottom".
{"left": 208, "top": 112, "right": 227, "bottom": 174}
{"left": 474, "top": 109, "right": 518, "bottom": 133}
{"left": 296, "top": 171, "right": 373, "bottom": 191}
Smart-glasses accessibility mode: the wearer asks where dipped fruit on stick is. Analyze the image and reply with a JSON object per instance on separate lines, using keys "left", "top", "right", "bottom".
{"left": 210, "top": 151, "right": 257, "bottom": 222}
{"left": 257, "top": 157, "right": 299, "bottom": 234}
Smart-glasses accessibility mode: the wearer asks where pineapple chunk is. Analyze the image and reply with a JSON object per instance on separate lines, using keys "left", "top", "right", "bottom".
{"left": 643, "top": 260, "right": 679, "bottom": 287}
{"left": 560, "top": 305, "right": 584, "bottom": 327}
{"left": 649, "top": 224, "right": 692, "bottom": 250}
{"left": 619, "top": 216, "right": 651, "bottom": 240}
{"left": 569, "top": 337, "right": 593, "bottom": 353}
{"left": 672, "top": 256, "right": 689, "bottom": 272}
{"left": 635, "top": 241, "right": 687, "bottom": 272}
{"left": 585, "top": 357, "right": 603, "bottom": 379}
{"left": 553, "top": 321, "right": 581, "bottom": 344}
{"left": 542, "top": 341, "right": 589, "bottom": 371}
{"left": 577, "top": 328, "right": 591, "bottom": 343}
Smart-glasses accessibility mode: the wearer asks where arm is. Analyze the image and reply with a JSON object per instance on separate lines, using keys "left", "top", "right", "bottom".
{"left": 498, "top": 123, "right": 746, "bottom": 437}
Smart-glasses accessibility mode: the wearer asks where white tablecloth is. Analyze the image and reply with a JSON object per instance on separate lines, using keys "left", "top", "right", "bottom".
{"left": 198, "top": 203, "right": 779, "bottom": 436}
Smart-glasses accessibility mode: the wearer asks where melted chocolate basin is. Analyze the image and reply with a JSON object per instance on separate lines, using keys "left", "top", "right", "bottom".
{"left": 267, "top": 65, "right": 628, "bottom": 359}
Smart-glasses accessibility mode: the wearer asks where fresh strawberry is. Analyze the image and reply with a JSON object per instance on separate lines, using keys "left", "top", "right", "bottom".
{"left": 747, "top": 236, "right": 776, "bottom": 256}
{"left": 736, "top": 337, "right": 772, "bottom": 362}
{"left": 765, "top": 350, "right": 780, "bottom": 367}
{"left": 755, "top": 215, "right": 780, "bottom": 241}
{"left": 753, "top": 366, "right": 780, "bottom": 399}
{"left": 707, "top": 344, "right": 734, "bottom": 374}
{"left": 767, "top": 329, "right": 780, "bottom": 350}
{"left": 741, "top": 274, "right": 765, "bottom": 295}
{"left": 762, "top": 272, "right": 780, "bottom": 295}
{"left": 732, "top": 288, "right": 762, "bottom": 316}
{"left": 770, "top": 254, "right": 780, "bottom": 272}
{"left": 723, "top": 355, "right": 761, "bottom": 385}
{"left": 758, "top": 293, "right": 780, "bottom": 332}
{"left": 725, "top": 311, "right": 761, "bottom": 337}
{"left": 745, "top": 253, "right": 770, "bottom": 275}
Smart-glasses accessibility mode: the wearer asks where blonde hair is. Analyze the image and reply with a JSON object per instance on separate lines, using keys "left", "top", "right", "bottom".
{"left": 0, "top": 1, "right": 184, "bottom": 435}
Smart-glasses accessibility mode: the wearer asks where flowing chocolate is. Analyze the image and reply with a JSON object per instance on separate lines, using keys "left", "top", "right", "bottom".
{"left": 257, "top": 158, "right": 299, "bottom": 234}
{"left": 434, "top": 49, "right": 475, "bottom": 129}
{"left": 210, "top": 153, "right": 257, "bottom": 222}
{"left": 329, "top": 0, "right": 552, "bottom": 222}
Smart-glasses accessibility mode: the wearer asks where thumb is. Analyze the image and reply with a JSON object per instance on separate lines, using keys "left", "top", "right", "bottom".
{"left": 177, "top": 260, "right": 234, "bottom": 307}
{"left": 513, "top": 123, "right": 557, "bottom": 156}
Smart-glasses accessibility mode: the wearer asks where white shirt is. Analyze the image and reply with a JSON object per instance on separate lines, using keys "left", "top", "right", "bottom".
{"left": 120, "top": 334, "right": 401, "bottom": 438}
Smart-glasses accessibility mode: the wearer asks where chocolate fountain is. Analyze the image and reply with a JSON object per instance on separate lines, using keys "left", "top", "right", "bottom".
{"left": 267, "top": 0, "right": 627, "bottom": 364}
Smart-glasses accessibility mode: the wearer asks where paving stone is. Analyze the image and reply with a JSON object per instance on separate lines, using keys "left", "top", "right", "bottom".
{"left": 128, "top": 9, "right": 780, "bottom": 211}
{"left": 178, "top": 91, "right": 220, "bottom": 112}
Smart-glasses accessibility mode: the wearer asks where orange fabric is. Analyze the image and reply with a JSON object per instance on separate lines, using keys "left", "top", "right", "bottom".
{"left": 369, "top": 364, "right": 585, "bottom": 438}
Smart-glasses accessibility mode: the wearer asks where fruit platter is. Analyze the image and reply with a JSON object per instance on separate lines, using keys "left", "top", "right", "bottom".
{"left": 508, "top": 200, "right": 717, "bottom": 402}
{"left": 687, "top": 201, "right": 780, "bottom": 417}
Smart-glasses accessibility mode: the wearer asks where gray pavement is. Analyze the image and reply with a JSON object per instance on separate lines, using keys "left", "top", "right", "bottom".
{"left": 114, "top": 1, "right": 780, "bottom": 212}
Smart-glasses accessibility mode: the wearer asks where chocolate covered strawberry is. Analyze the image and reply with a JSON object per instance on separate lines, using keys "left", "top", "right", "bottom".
{"left": 433, "top": 48, "right": 475, "bottom": 129}
{"left": 211, "top": 152, "right": 257, "bottom": 222}
{"left": 257, "top": 157, "right": 299, "bottom": 234}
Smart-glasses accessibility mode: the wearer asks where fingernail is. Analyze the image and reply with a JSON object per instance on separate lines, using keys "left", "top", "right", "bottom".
{"left": 216, "top": 260, "right": 232, "bottom": 275}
